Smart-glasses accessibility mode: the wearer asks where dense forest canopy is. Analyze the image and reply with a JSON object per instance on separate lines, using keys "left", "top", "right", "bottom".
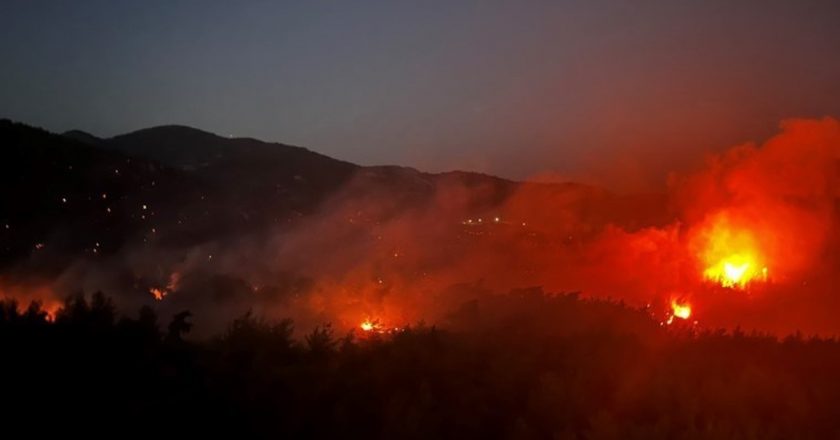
{"left": 3, "top": 290, "right": 838, "bottom": 439}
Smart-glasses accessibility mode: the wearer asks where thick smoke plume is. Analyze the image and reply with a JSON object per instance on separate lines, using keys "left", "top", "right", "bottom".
{"left": 2, "top": 118, "right": 838, "bottom": 335}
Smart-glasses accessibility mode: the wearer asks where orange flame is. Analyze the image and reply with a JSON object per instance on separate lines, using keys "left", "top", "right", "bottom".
{"left": 149, "top": 288, "right": 167, "bottom": 301}
{"left": 695, "top": 215, "right": 769, "bottom": 289}
{"left": 671, "top": 300, "right": 691, "bottom": 320}
{"left": 358, "top": 318, "right": 404, "bottom": 335}
{"left": 148, "top": 271, "right": 181, "bottom": 301}
{"left": 666, "top": 299, "right": 692, "bottom": 325}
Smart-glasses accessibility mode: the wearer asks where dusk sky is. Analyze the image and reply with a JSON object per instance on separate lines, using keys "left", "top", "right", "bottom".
{"left": 3, "top": 0, "right": 840, "bottom": 189}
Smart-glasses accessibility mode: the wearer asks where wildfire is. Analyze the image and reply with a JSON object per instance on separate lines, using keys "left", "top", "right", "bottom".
{"left": 671, "top": 300, "right": 691, "bottom": 319}
{"left": 666, "top": 299, "right": 692, "bottom": 325}
{"left": 695, "top": 215, "right": 769, "bottom": 289}
{"left": 360, "top": 319, "right": 381, "bottom": 332}
{"left": 359, "top": 318, "right": 404, "bottom": 335}
{"left": 703, "top": 254, "right": 768, "bottom": 289}
{"left": 148, "top": 271, "right": 181, "bottom": 301}
{"left": 149, "top": 288, "right": 167, "bottom": 301}
{"left": 42, "top": 300, "right": 61, "bottom": 322}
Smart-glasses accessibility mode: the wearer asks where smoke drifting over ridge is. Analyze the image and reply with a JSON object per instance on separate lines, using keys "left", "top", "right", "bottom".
{"left": 1, "top": 118, "right": 838, "bottom": 336}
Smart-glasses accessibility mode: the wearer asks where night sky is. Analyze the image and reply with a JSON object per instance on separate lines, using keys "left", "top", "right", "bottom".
{"left": 2, "top": 0, "right": 840, "bottom": 190}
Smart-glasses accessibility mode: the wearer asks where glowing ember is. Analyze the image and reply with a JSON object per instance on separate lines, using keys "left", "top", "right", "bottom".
{"left": 148, "top": 272, "right": 180, "bottom": 301}
{"left": 149, "top": 288, "right": 167, "bottom": 301}
{"left": 43, "top": 301, "right": 60, "bottom": 322}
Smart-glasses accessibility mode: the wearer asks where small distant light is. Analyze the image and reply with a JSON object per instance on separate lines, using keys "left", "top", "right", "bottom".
{"left": 142, "top": 204, "right": 147, "bottom": 210}
{"left": 61, "top": 197, "right": 67, "bottom": 203}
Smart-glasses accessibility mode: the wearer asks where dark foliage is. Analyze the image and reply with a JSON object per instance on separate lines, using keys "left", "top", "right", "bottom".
{"left": 2, "top": 291, "right": 839, "bottom": 439}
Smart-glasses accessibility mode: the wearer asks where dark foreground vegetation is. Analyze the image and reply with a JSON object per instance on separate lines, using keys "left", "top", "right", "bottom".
{"left": 3, "top": 290, "right": 840, "bottom": 439}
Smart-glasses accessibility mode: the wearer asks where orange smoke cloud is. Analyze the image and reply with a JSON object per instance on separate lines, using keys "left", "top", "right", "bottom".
{"left": 3, "top": 118, "right": 837, "bottom": 336}
{"left": 680, "top": 118, "right": 838, "bottom": 270}
{"left": 267, "top": 117, "right": 839, "bottom": 334}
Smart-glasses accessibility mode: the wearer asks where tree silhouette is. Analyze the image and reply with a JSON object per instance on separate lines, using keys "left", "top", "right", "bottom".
{"left": 167, "top": 310, "right": 193, "bottom": 342}
{"left": 3, "top": 290, "right": 840, "bottom": 438}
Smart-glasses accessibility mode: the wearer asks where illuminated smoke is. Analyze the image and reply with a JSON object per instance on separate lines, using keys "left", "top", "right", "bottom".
{"left": 5, "top": 118, "right": 839, "bottom": 335}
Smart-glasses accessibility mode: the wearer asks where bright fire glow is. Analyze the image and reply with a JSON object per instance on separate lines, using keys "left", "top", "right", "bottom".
{"left": 665, "top": 299, "right": 692, "bottom": 325}
{"left": 148, "top": 272, "right": 181, "bottom": 301}
{"left": 149, "top": 288, "right": 167, "bottom": 301}
{"left": 360, "top": 319, "right": 379, "bottom": 332}
{"left": 696, "top": 216, "right": 769, "bottom": 289}
{"left": 358, "top": 319, "right": 400, "bottom": 334}
{"left": 671, "top": 300, "right": 691, "bottom": 320}
{"left": 704, "top": 254, "right": 768, "bottom": 289}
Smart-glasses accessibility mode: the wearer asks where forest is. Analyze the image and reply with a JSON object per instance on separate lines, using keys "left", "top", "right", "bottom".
{"left": 3, "top": 289, "right": 838, "bottom": 439}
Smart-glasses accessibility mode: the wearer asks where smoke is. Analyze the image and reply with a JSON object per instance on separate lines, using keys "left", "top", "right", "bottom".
{"left": 2, "top": 118, "right": 838, "bottom": 335}
{"left": 681, "top": 118, "right": 839, "bottom": 276}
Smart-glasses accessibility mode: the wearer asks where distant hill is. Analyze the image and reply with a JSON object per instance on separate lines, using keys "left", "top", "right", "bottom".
{"left": 0, "top": 120, "right": 203, "bottom": 271}
{"left": 105, "top": 126, "right": 359, "bottom": 199}
{"left": 78, "top": 124, "right": 530, "bottom": 219}
{"left": 0, "top": 120, "right": 351, "bottom": 274}
{"left": 62, "top": 129, "right": 104, "bottom": 146}
{"left": 0, "top": 119, "right": 670, "bottom": 276}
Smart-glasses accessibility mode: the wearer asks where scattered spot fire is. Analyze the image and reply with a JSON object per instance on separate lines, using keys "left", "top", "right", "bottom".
{"left": 359, "top": 318, "right": 402, "bottom": 335}
{"left": 148, "top": 272, "right": 182, "bottom": 301}
{"left": 359, "top": 319, "right": 380, "bottom": 332}
{"left": 664, "top": 299, "right": 693, "bottom": 326}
